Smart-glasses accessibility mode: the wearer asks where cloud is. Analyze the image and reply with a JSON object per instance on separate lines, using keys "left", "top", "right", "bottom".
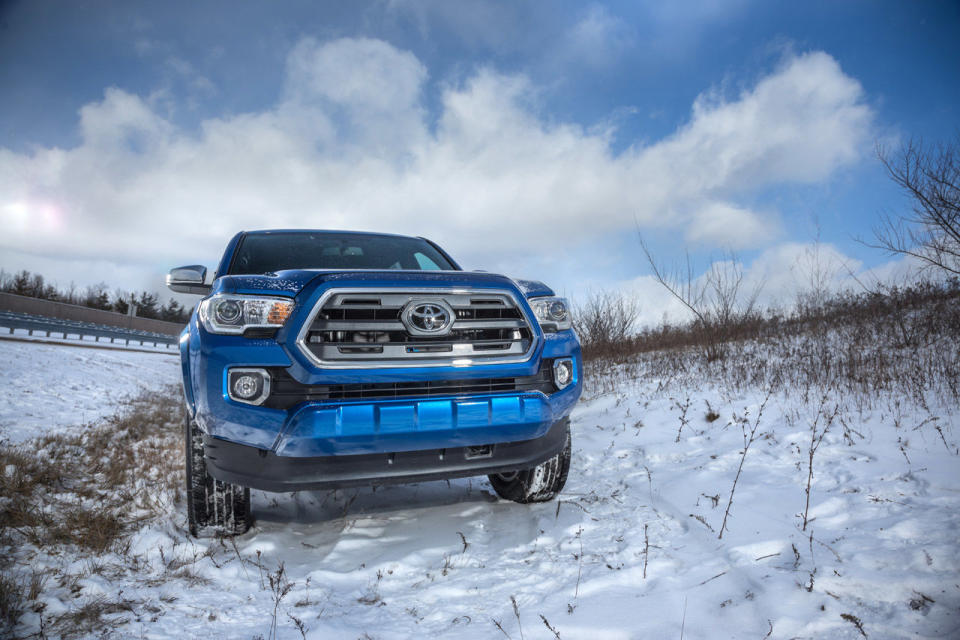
{"left": 286, "top": 38, "right": 424, "bottom": 108}
{"left": 0, "top": 39, "right": 873, "bottom": 292}
{"left": 562, "top": 5, "right": 635, "bottom": 69}
{"left": 383, "top": 0, "right": 524, "bottom": 53}
{"left": 685, "top": 202, "right": 779, "bottom": 248}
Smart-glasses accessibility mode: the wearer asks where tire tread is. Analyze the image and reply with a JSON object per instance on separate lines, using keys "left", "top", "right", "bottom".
{"left": 488, "top": 421, "right": 571, "bottom": 504}
{"left": 184, "top": 412, "right": 251, "bottom": 537}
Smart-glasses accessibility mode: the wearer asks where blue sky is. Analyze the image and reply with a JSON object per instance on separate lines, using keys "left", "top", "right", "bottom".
{"left": 1, "top": 1, "right": 958, "bottom": 320}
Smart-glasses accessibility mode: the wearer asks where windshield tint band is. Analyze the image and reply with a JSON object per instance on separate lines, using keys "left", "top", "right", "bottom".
{"left": 228, "top": 232, "right": 457, "bottom": 274}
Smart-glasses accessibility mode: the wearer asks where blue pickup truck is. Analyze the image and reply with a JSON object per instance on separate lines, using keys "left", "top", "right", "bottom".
{"left": 168, "top": 230, "right": 581, "bottom": 535}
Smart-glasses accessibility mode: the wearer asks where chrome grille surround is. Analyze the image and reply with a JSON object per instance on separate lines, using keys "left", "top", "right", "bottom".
{"left": 295, "top": 288, "right": 540, "bottom": 369}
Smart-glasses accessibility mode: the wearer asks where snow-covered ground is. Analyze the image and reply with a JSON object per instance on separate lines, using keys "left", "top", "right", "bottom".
{"left": 3, "top": 340, "right": 960, "bottom": 639}
{"left": 0, "top": 339, "right": 179, "bottom": 443}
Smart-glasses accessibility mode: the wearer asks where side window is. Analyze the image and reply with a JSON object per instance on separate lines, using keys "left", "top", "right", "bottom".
{"left": 414, "top": 252, "right": 442, "bottom": 270}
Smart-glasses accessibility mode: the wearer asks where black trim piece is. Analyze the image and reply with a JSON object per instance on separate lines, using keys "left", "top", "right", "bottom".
{"left": 225, "top": 231, "right": 247, "bottom": 276}
{"left": 242, "top": 327, "right": 278, "bottom": 339}
{"left": 203, "top": 417, "right": 569, "bottom": 493}
{"left": 263, "top": 361, "right": 555, "bottom": 409}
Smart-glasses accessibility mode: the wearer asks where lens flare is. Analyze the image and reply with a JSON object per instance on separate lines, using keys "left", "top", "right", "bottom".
{"left": 1, "top": 199, "right": 65, "bottom": 233}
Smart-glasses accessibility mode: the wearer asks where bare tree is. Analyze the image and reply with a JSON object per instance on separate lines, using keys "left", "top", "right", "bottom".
{"left": 863, "top": 135, "right": 960, "bottom": 276}
{"left": 639, "top": 238, "right": 764, "bottom": 361}
{"left": 793, "top": 226, "right": 842, "bottom": 315}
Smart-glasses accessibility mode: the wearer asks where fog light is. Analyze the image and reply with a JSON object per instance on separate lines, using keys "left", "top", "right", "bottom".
{"left": 227, "top": 368, "right": 270, "bottom": 405}
{"left": 233, "top": 375, "right": 260, "bottom": 399}
{"left": 553, "top": 358, "right": 574, "bottom": 390}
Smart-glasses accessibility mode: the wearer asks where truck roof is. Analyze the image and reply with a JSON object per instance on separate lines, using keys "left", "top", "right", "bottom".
{"left": 241, "top": 229, "right": 417, "bottom": 240}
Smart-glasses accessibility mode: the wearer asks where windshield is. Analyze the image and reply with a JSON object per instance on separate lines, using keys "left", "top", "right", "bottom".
{"left": 228, "top": 232, "right": 457, "bottom": 274}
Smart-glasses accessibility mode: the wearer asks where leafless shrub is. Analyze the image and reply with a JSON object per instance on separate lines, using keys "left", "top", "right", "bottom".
{"left": 704, "top": 400, "right": 720, "bottom": 423}
{"left": 357, "top": 573, "right": 382, "bottom": 606}
{"left": 793, "top": 229, "right": 843, "bottom": 314}
{"left": 639, "top": 241, "right": 764, "bottom": 362}
{"left": 802, "top": 396, "right": 841, "bottom": 531}
{"left": 572, "top": 289, "right": 641, "bottom": 360}
{"left": 719, "top": 393, "right": 770, "bottom": 539}
{"left": 267, "top": 562, "right": 294, "bottom": 640}
{"left": 673, "top": 397, "right": 691, "bottom": 442}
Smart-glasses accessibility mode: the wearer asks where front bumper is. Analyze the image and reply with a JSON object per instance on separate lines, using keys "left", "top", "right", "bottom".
{"left": 187, "top": 321, "right": 582, "bottom": 456}
{"left": 205, "top": 416, "right": 570, "bottom": 492}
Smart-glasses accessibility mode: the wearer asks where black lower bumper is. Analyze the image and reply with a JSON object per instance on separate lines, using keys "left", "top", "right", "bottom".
{"left": 203, "top": 418, "right": 569, "bottom": 493}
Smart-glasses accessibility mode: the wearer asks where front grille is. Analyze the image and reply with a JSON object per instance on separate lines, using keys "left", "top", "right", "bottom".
{"left": 297, "top": 289, "right": 538, "bottom": 368}
{"left": 264, "top": 365, "right": 555, "bottom": 409}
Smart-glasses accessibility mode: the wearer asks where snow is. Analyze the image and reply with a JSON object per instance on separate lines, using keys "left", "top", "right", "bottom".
{"left": 3, "top": 340, "right": 960, "bottom": 638}
{"left": 0, "top": 339, "right": 180, "bottom": 443}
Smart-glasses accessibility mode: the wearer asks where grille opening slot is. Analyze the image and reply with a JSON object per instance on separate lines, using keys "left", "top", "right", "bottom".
{"left": 340, "top": 297, "right": 381, "bottom": 306}
{"left": 406, "top": 345, "right": 453, "bottom": 353}
{"left": 454, "top": 307, "right": 520, "bottom": 320}
{"left": 322, "top": 308, "right": 402, "bottom": 321}
{"left": 472, "top": 342, "right": 512, "bottom": 351}
{"left": 338, "top": 346, "right": 384, "bottom": 354}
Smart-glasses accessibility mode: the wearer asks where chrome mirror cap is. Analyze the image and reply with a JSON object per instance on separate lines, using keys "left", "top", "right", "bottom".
{"left": 167, "top": 265, "right": 211, "bottom": 295}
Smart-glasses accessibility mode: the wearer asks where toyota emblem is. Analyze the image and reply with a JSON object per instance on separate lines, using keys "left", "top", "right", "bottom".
{"left": 401, "top": 299, "right": 455, "bottom": 336}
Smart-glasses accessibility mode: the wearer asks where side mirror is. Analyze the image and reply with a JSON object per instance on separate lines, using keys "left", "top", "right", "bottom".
{"left": 166, "top": 265, "right": 212, "bottom": 295}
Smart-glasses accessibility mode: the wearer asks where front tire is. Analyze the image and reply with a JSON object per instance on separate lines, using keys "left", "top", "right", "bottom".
{"left": 184, "top": 412, "right": 251, "bottom": 537}
{"left": 488, "top": 422, "right": 571, "bottom": 503}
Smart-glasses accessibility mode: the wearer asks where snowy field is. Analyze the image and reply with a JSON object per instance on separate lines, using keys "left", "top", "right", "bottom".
{"left": 2, "top": 339, "right": 960, "bottom": 639}
{"left": 0, "top": 339, "right": 179, "bottom": 444}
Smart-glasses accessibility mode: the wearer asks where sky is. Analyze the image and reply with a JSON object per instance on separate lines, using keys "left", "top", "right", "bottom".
{"left": 1, "top": 0, "right": 958, "bottom": 324}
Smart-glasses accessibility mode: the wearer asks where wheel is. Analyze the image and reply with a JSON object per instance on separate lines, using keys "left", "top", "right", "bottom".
{"left": 488, "top": 421, "right": 571, "bottom": 503}
{"left": 184, "top": 411, "right": 251, "bottom": 536}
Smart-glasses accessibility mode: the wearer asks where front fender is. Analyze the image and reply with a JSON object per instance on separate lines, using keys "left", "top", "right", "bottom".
{"left": 179, "top": 326, "right": 195, "bottom": 416}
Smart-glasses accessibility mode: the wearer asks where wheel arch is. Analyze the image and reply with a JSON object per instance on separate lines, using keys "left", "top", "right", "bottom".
{"left": 179, "top": 328, "right": 196, "bottom": 416}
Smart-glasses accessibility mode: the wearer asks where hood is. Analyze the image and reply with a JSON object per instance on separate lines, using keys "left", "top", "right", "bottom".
{"left": 213, "top": 270, "right": 556, "bottom": 299}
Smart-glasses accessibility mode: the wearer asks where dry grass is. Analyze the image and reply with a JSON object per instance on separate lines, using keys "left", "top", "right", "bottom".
{"left": 583, "top": 278, "right": 960, "bottom": 407}
{"left": 51, "top": 595, "right": 144, "bottom": 639}
{"left": 0, "top": 385, "right": 184, "bottom": 636}
{"left": 0, "top": 572, "right": 25, "bottom": 632}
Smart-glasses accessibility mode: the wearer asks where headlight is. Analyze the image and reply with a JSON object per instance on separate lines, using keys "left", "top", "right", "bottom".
{"left": 530, "top": 296, "right": 572, "bottom": 332}
{"left": 199, "top": 294, "right": 294, "bottom": 335}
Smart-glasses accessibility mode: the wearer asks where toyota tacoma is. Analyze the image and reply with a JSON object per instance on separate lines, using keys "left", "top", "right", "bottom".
{"left": 167, "top": 230, "right": 581, "bottom": 536}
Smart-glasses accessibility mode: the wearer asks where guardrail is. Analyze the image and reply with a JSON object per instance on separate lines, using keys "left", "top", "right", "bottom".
{"left": 0, "top": 292, "right": 184, "bottom": 336}
{"left": 0, "top": 310, "right": 179, "bottom": 348}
